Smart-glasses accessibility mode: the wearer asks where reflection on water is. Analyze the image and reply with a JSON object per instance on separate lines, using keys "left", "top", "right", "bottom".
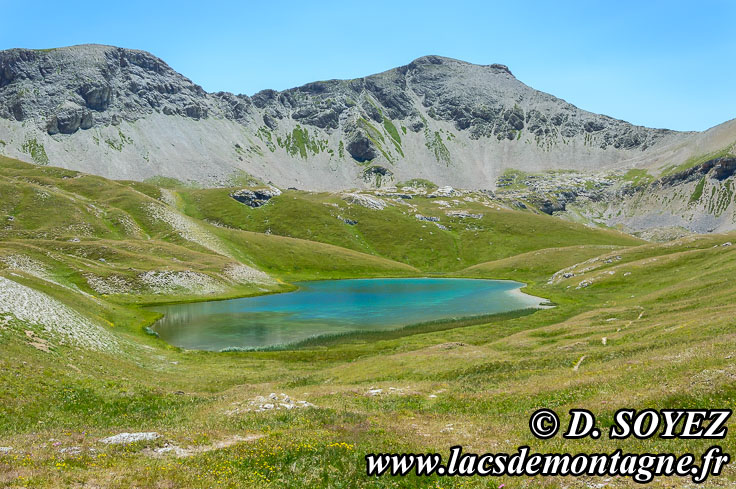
{"left": 150, "top": 278, "right": 543, "bottom": 351}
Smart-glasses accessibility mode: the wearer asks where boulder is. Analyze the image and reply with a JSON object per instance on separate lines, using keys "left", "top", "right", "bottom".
{"left": 538, "top": 200, "right": 566, "bottom": 215}
{"left": 338, "top": 215, "right": 358, "bottom": 225}
{"left": 342, "top": 193, "right": 386, "bottom": 210}
{"left": 230, "top": 187, "right": 281, "bottom": 207}
{"left": 415, "top": 214, "right": 440, "bottom": 222}
{"left": 429, "top": 186, "right": 460, "bottom": 198}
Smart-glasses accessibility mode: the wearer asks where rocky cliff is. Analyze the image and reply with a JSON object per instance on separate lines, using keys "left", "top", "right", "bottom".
{"left": 0, "top": 44, "right": 695, "bottom": 189}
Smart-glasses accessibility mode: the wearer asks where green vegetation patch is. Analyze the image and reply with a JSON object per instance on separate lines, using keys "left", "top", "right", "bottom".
{"left": 178, "top": 185, "right": 640, "bottom": 272}
{"left": 20, "top": 138, "right": 49, "bottom": 165}
{"left": 397, "top": 178, "right": 438, "bottom": 191}
{"left": 357, "top": 118, "right": 393, "bottom": 163}
{"left": 382, "top": 117, "right": 401, "bottom": 145}
{"left": 382, "top": 116, "right": 404, "bottom": 157}
{"left": 278, "top": 124, "right": 328, "bottom": 159}
{"left": 425, "top": 129, "right": 450, "bottom": 165}
{"left": 256, "top": 126, "right": 276, "bottom": 152}
{"left": 622, "top": 168, "right": 654, "bottom": 187}
{"left": 497, "top": 168, "right": 530, "bottom": 190}
{"left": 357, "top": 118, "right": 384, "bottom": 144}
{"left": 690, "top": 176, "right": 706, "bottom": 203}
{"left": 143, "top": 175, "right": 193, "bottom": 189}
{"left": 228, "top": 170, "right": 263, "bottom": 187}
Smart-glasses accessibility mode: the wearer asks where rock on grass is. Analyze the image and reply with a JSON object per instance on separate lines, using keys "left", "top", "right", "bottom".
{"left": 100, "top": 432, "right": 160, "bottom": 445}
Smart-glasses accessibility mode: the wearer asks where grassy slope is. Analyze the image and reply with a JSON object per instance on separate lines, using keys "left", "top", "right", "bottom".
{"left": 0, "top": 157, "right": 734, "bottom": 488}
{"left": 0, "top": 158, "right": 417, "bottom": 293}
{"left": 176, "top": 187, "right": 642, "bottom": 271}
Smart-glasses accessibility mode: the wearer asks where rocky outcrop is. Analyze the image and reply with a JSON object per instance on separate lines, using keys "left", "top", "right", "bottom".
{"left": 415, "top": 214, "right": 440, "bottom": 222}
{"left": 446, "top": 211, "right": 483, "bottom": 219}
{"left": 537, "top": 199, "right": 567, "bottom": 215}
{"left": 342, "top": 193, "right": 387, "bottom": 210}
{"left": 658, "top": 157, "right": 736, "bottom": 186}
{"left": 230, "top": 187, "right": 281, "bottom": 207}
{"left": 427, "top": 186, "right": 464, "bottom": 198}
{"left": 0, "top": 45, "right": 230, "bottom": 135}
{"left": 711, "top": 157, "right": 736, "bottom": 180}
{"left": 533, "top": 154, "right": 736, "bottom": 235}
{"left": 346, "top": 130, "right": 378, "bottom": 162}
{"left": 337, "top": 215, "right": 358, "bottom": 225}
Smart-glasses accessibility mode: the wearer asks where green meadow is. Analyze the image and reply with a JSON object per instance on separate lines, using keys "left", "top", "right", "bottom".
{"left": 0, "top": 156, "right": 734, "bottom": 488}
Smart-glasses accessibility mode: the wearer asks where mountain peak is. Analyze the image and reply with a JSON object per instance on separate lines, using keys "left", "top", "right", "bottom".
{"left": 406, "top": 55, "right": 513, "bottom": 76}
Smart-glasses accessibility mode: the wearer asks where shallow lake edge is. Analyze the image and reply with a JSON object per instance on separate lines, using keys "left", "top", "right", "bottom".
{"left": 147, "top": 277, "right": 552, "bottom": 352}
{"left": 218, "top": 307, "right": 544, "bottom": 352}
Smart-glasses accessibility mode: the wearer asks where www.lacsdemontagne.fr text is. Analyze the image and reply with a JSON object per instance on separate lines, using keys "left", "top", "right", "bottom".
{"left": 365, "top": 445, "right": 729, "bottom": 484}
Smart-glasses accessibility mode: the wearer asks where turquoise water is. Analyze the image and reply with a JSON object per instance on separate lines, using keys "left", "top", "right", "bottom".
{"left": 150, "top": 278, "right": 542, "bottom": 351}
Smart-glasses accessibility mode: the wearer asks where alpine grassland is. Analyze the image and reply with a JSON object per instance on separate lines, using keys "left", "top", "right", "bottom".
{"left": 0, "top": 156, "right": 734, "bottom": 488}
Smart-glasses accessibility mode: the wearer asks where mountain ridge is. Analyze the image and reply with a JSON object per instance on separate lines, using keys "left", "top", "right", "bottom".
{"left": 0, "top": 44, "right": 718, "bottom": 189}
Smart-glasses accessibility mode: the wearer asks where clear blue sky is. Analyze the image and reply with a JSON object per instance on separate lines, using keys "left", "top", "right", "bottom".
{"left": 2, "top": 0, "right": 734, "bottom": 131}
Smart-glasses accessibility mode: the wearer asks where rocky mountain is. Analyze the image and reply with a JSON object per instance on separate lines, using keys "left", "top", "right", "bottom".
{"left": 0, "top": 44, "right": 698, "bottom": 189}
{"left": 592, "top": 155, "right": 736, "bottom": 237}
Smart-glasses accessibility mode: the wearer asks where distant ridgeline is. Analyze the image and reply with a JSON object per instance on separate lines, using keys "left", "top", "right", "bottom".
{"left": 0, "top": 44, "right": 690, "bottom": 190}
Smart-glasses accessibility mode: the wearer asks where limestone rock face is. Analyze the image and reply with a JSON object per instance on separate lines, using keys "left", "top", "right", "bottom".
{"left": 0, "top": 45, "right": 700, "bottom": 190}
{"left": 0, "top": 45, "right": 243, "bottom": 133}
{"left": 346, "top": 130, "right": 378, "bottom": 162}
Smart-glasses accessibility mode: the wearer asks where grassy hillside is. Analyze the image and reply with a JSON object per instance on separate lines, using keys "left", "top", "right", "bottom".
{"left": 0, "top": 156, "right": 734, "bottom": 488}
{"left": 0, "top": 157, "right": 418, "bottom": 296}
{"left": 176, "top": 187, "right": 642, "bottom": 271}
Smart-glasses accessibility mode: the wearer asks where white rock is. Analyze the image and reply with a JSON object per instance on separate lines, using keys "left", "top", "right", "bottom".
{"left": 139, "top": 270, "right": 225, "bottom": 295}
{"left": 155, "top": 445, "right": 177, "bottom": 454}
{"left": 342, "top": 193, "right": 386, "bottom": 210}
{"left": 100, "top": 432, "right": 160, "bottom": 445}
{"left": 445, "top": 210, "right": 483, "bottom": 219}
{"left": 431, "top": 186, "right": 461, "bottom": 198}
